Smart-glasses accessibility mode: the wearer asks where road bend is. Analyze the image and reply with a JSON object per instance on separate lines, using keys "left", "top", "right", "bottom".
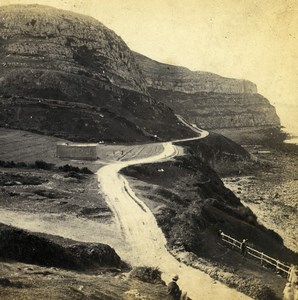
{"left": 97, "top": 128, "right": 251, "bottom": 300}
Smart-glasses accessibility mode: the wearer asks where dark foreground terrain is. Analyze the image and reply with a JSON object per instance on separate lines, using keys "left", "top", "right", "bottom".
{"left": 0, "top": 260, "right": 170, "bottom": 300}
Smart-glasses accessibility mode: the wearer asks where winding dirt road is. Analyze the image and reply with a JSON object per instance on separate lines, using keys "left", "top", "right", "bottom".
{"left": 97, "top": 126, "right": 251, "bottom": 299}
{"left": 0, "top": 121, "right": 251, "bottom": 299}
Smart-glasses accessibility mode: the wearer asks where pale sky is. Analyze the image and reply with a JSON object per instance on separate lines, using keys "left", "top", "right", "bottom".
{"left": 1, "top": 0, "right": 297, "bottom": 133}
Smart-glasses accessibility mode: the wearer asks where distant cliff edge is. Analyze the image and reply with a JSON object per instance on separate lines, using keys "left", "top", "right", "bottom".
{"left": 134, "top": 52, "right": 280, "bottom": 130}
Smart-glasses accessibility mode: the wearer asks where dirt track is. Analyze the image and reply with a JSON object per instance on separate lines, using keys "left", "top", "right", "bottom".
{"left": 0, "top": 126, "right": 251, "bottom": 299}
{"left": 97, "top": 134, "right": 251, "bottom": 299}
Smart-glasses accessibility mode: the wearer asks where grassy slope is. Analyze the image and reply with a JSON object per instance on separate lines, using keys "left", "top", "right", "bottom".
{"left": 0, "top": 261, "right": 171, "bottom": 300}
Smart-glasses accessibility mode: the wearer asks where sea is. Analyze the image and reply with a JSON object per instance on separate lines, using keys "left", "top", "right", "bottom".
{"left": 275, "top": 104, "right": 298, "bottom": 145}
{"left": 282, "top": 127, "right": 298, "bottom": 145}
{"left": 284, "top": 129, "right": 298, "bottom": 145}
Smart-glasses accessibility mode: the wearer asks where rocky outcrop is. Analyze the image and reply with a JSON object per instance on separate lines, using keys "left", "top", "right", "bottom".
{"left": 0, "top": 5, "right": 147, "bottom": 95}
{"left": 134, "top": 53, "right": 280, "bottom": 129}
{"left": 134, "top": 52, "right": 257, "bottom": 94}
{"left": 0, "top": 223, "right": 124, "bottom": 271}
{"left": 0, "top": 5, "right": 194, "bottom": 142}
{"left": 148, "top": 89, "right": 280, "bottom": 129}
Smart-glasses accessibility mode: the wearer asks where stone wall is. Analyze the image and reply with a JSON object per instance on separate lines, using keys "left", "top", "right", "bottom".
{"left": 56, "top": 143, "right": 98, "bottom": 160}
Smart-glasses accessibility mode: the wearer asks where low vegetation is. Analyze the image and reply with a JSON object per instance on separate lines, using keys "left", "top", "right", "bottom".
{"left": 0, "top": 160, "right": 93, "bottom": 174}
{"left": 122, "top": 147, "right": 298, "bottom": 299}
{"left": 130, "top": 267, "right": 163, "bottom": 284}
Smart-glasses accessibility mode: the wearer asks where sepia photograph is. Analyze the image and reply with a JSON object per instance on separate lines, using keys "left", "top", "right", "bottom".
{"left": 0, "top": 0, "right": 297, "bottom": 299}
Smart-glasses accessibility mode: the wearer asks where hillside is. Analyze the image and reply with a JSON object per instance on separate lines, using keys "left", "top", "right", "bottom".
{"left": 0, "top": 5, "right": 194, "bottom": 142}
{"left": 121, "top": 144, "right": 297, "bottom": 299}
{"left": 0, "top": 4, "right": 295, "bottom": 300}
{"left": 134, "top": 52, "right": 280, "bottom": 130}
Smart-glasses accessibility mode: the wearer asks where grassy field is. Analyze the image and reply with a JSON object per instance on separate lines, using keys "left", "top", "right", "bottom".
{"left": 0, "top": 128, "right": 65, "bottom": 164}
{"left": 0, "top": 128, "right": 163, "bottom": 167}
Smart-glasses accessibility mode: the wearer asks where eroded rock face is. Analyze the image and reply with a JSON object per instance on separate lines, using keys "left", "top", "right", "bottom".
{"left": 148, "top": 89, "right": 280, "bottom": 129}
{"left": 0, "top": 4, "right": 147, "bottom": 95}
{"left": 134, "top": 52, "right": 257, "bottom": 94}
{"left": 0, "top": 5, "right": 194, "bottom": 142}
{"left": 134, "top": 53, "right": 280, "bottom": 129}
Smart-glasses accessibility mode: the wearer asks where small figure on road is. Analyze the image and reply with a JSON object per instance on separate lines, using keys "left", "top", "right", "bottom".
{"left": 167, "top": 275, "right": 182, "bottom": 299}
{"left": 240, "top": 239, "right": 247, "bottom": 256}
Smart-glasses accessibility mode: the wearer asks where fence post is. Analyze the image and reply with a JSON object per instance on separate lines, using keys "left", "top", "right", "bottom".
{"left": 220, "top": 232, "right": 293, "bottom": 277}
{"left": 261, "top": 252, "right": 264, "bottom": 265}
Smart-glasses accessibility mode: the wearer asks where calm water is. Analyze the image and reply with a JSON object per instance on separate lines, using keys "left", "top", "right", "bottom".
{"left": 283, "top": 128, "right": 298, "bottom": 145}
{"left": 275, "top": 104, "right": 298, "bottom": 145}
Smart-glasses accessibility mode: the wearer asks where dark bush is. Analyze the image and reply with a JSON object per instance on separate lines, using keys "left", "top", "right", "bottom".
{"left": 64, "top": 171, "right": 82, "bottom": 179}
{"left": 130, "top": 266, "right": 163, "bottom": 284}
{"left": 59, "top": 164, "right": 79, "bottom": 172}
{"left": 0, "top": 160, "right": 16, "bottom": 168}
{"left": 80, "top": 167, "right": 93, "bottom": 174}
{"left": 16, "top": 162, "right": 27, "bottom": 168}
{"left": 59, "top": 164, "right": 93, "bottom": 174}
{"left": 34, "top": 160, "right": 53, "bottom": 170}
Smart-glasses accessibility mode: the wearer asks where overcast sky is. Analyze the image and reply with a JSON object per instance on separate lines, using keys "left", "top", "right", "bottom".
{"left": 1, "top": 0, "right": 297, "bottom": 133}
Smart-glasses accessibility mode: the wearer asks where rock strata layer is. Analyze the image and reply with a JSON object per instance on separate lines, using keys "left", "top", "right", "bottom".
{"left": 0, "top": 5, "right": 193, "bottom": 142}
{"left": 134, "top": 52, "right": 280, "bottom": 129}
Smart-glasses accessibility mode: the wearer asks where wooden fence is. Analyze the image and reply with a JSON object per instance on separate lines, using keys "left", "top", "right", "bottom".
{"left": 220, "top": 232, "right": 291, "bottom": 275}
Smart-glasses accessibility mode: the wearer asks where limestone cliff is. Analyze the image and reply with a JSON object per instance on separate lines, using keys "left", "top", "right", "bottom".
{"left": 0, "top": 5, "right": 147, "bottom": 95}
{"left": 0, "top": 5, "right": 194, "bottom": 142}
{"left": 134, "top": 52, "right": 280, "bottom": 129}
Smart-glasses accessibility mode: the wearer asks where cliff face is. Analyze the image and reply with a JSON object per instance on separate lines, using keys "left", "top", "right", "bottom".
{"left": 134, "top": 52, "right": 257, "bottom": 94}
{"left": 134, "top": 53, "right": 280, "bottom": 129}
{"left": 0, "top": 5, "right": 147, "bottom": 96}
{"left": 0, "top": 5, "right": 194, "bottom": 142}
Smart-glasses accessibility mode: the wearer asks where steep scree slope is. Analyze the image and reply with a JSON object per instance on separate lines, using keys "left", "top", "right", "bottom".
{"left": 134, "top": 52, "right": 280, "bottom": 130}
{"left": 0, "top": 5, "right": 193, "bottom": 142}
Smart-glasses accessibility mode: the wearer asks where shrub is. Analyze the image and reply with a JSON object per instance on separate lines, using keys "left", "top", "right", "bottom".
{"left": 0, "top": 160, "right": 16, "bottom": 168}
{"left": 64, "top": 171, "right": 82, "bottom": 179}
{"left": 59, "top": 164, "right": 93, "bottom": 174}
{"left": 16, "top": 162, "right": 27, "bottom": 168}
{"left": 34, "top": 160, "right": 53, "bottom": 170}
{"left": 130, "top": 266, "right": 163, "bottom": 284}
{"left": 80, "top": 167, "right": 93, "bottom": 174}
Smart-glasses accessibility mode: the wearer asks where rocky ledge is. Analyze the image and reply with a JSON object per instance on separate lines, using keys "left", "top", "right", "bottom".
{"left": 134, "top": 52, "right": 280, "bottom": 130}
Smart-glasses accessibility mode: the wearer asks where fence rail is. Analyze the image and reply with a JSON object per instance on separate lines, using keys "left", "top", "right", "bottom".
{"left": 220, "top": 232, "right": 291, "bottom": 275}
